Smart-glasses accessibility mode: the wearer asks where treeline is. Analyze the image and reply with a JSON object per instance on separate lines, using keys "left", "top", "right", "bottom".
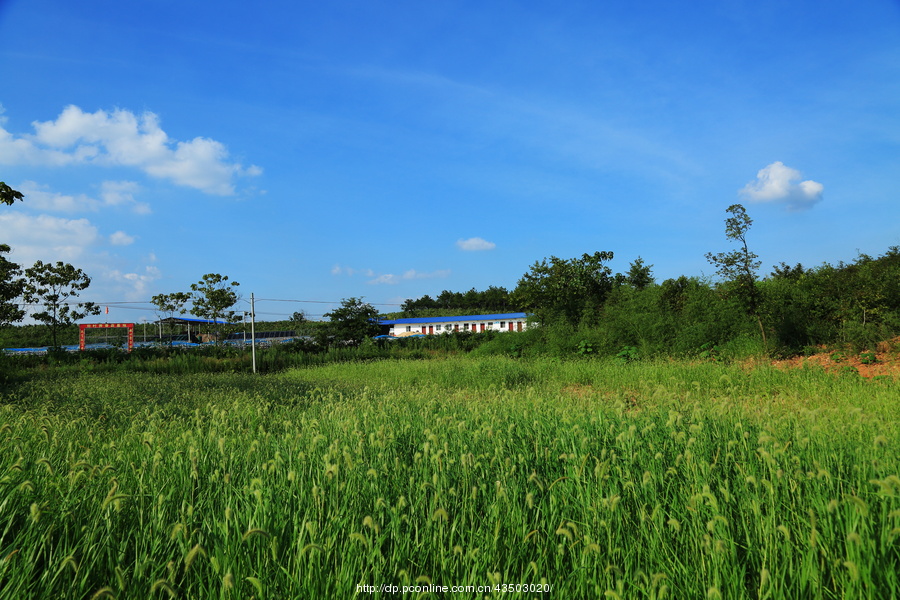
{"left": 6, "top": 186, "right": 900, "bottom": 361}
{"left": 603, "top": 247, "right": 900, "bottom": 357}
{"left": 396, "top": 205, "right": 900, "bottom": 359}
{"left": 507, "top": 247, "right": 900, "bottom": 358}
{"left": 397, "top": 286, "right": 518, "bottom": 317}
{"left": 5, "top": 244, "right": 900, "bottom": 371}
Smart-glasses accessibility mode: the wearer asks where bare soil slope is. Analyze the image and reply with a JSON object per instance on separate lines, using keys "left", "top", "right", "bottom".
{"left": 772, "top": 339, "right": 900, "bottom": 379}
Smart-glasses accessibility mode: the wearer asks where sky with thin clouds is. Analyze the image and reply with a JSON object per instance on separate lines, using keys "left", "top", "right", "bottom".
{"left": 1, "top": 0, "right": 899, "bottom": 322}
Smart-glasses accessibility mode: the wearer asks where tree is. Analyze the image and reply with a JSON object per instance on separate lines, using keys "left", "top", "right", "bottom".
{"left": 769, "top": 262, "right": 806, "bottom": 281}
{"left": 705, "top": 203, "right": 767, "bottom": 349}
{"left": 190, "top": 274, "right": 240, "bottom": 341}
{"left": 151, "top": 291, "right": 191, "bottom": 341}
{"left": 401, "top": 294, "right": 435, "bottom": 316}
{"left": 323, "top": 297, "right": 381, "bottom": 346}
{"left": 290, "top": 310, "right": 317, "bottom": 337}
{"left": 513, "top": 251, "right": 615, "bottom": 326}
{"left": 625, "top": 257, "right": 654, "bottom": 290}
{"left": 22, "top": 261, "right": 100, "bottom": 347}
{"left": 0, "top": 244, "right": 25, "bottom": 328}
{"left": 1, "top": 182, "right": 26, "bottom": 327}
{"left": 1, "top": 182, "right": 24, "bottom": 206}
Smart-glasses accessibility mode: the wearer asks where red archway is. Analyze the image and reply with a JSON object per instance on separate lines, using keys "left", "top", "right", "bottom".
{"left": 79, "top": 323, "right": 134, "bottom": 352}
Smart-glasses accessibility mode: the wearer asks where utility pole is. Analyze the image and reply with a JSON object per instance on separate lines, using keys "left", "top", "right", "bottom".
{"left": 251, "top": 292, "right": 257, "bottom": 374}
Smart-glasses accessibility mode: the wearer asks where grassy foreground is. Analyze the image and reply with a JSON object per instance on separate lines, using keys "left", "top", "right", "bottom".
{"left": 0, "top": 357, "right": 898, "bottom": 598}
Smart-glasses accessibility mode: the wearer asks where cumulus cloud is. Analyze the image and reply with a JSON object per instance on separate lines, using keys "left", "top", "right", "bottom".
{"left": 109, "top": 231, "right": 135, "bottom": 246}
{"left": 367, "top": 269, "right": 451, "bottom": 285}
{"left": 18, "top": 180, "right": 150, "bottom": 214}
{"left": 106, "top": 265, "right": 162, "bottom": 300}
{"left": 100, "top": 180, "right": 151, "bottom": 214}
{"left": 18, "top": 181, "right": 96, "bottom": 212}
{"left": 739, "top": 161, "right": 823, "bottom": 211}
{"left": 0, "top": 105, "right": 261, "bottom": 195}
{"left": 0, "top": 206, "right": 161, "bottom": 304}
{"left": 456, "top": 237, "right": 496, "bottom": 251}
{"left": 0, "top": 213, "right": 99, "bottom": 264}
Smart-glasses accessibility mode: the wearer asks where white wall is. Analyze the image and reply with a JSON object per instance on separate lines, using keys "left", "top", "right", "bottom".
{"left": 388, "top": 317, "right": 528, "bottom": 335}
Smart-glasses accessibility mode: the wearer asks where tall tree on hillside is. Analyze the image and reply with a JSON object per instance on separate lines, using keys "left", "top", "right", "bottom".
{"left": 705, "top": 203, "right": 767, "bottom": 349}
{"left": 22, "top": 261, "right": 100, "bottom": 347}
{"left": 190, "top": 274, "right": 240, "bottom": 341}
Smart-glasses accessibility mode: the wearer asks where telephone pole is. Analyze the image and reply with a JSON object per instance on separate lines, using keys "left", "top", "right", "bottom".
{"left": 251, "top": 292, "right": 257, "bottom": 374}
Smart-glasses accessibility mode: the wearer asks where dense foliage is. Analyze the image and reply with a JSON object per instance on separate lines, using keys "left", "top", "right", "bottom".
{"left": 0, "top": 245, "right": 24, "bottom": 328}
{"left": 321, "top": 298, "right": 381, "bottom": 347}
{"left": 398, "top": 286, "right": 518, "bottom": 317}
{"left": 512, "top": 251, "right": 616, "bottom": 327}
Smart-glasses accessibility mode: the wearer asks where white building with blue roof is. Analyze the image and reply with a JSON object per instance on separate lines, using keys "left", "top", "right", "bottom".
{"left": 378, "top": 312, "right": 529, "bottom": 336}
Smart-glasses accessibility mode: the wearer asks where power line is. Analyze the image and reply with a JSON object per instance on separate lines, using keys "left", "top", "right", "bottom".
{"left": 256, "top": 298, "right": 404, "bottom": 306}
{"left": 11, "top": 296, "right": 402, "bottom": 320}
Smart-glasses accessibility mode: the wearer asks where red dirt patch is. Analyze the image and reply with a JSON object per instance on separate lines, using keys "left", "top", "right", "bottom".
{"left": 772, "top": 339, "right": 900, "bottom": 379}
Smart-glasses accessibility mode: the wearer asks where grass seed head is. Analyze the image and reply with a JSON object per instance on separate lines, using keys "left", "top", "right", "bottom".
{"left": 183, "top": 544, "right": 206, "bottom": 573}
{"left": 432, "top": 508, "right": 449, "bottom": 522}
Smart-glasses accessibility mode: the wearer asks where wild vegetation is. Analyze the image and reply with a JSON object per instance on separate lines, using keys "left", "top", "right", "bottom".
{"left": 0, "top": 357, "right": 898, "bottom": 598}
{"left": 4, "top": 196, "right": 900, "bottom": 361}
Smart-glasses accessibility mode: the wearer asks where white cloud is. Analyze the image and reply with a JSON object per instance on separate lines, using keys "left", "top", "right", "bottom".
{"left": 369, "top": 273, "right": 399, "bottom": 285}
{"left": 331, "top": 264, "right": 375, "bottom": 277}
{"left": 17, "top": 180, "right": 150, "bottom": 214}
{"left": 110, "top": 231, "right": 135, "bottom": 246}
{"left": 0, "top": 207, "right": 161, "bottom": 305}
{"left": 367, "top": 269, "right": 451, "bottom": 285}
{"left": 457, "top": 237, "right": 497, "bottom": 251}
{"left": 100, "top": 180, "right": 151, "bottom": 214}
{"left": 0, "top": 105, "right": 261, "bottom": 195}
{"left": 739, "top": 161, "right": 823, "bottom": 211}
{"left": 18, "top": 181, "right": 98, "bottom": 212}
{"left": 0, "top": 213, "right": 99, "bottom": 264}
{"left": 106, "top": 265, "right": 161, "bottom": 300}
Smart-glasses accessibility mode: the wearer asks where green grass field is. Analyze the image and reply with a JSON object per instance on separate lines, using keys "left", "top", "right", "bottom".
{"left": 1, "top": 356, "right": 898, "bottom": 598}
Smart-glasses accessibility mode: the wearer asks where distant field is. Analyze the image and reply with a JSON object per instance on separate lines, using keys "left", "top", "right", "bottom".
{"left": 1, "top": 357, "right": 898, "bottom": 598}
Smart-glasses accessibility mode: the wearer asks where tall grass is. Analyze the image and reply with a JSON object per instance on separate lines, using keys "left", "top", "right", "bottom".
{"left": 0, "top": 358, "right": 898, "bottom": 598}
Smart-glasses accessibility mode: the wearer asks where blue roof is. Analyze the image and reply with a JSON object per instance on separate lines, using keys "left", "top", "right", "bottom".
{"left": 157, "top": 316, "right": 232, "bottom": 325}
{"left": 379, "top": 312, "right": 527, "bottom": 325}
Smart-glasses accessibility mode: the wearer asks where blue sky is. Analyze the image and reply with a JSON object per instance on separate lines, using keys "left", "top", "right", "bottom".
{"left": 1, "top": 0, "right": 899, "bottom": 322}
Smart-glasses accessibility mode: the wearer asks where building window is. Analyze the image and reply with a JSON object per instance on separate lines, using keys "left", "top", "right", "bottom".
{"left": 406, "top": 326, "right": 411, "bottom": 332}
{"left": 464, "top": 323, "right": 469, "bottom": 330}
{"left": 436, "top": 324, "right": 442, "bottom": 331}
{"left": 500, "top": 322, "right": 506, "bottom": 328}
{"left": 487, "top": 322, "right": 493, "bottom": 327}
